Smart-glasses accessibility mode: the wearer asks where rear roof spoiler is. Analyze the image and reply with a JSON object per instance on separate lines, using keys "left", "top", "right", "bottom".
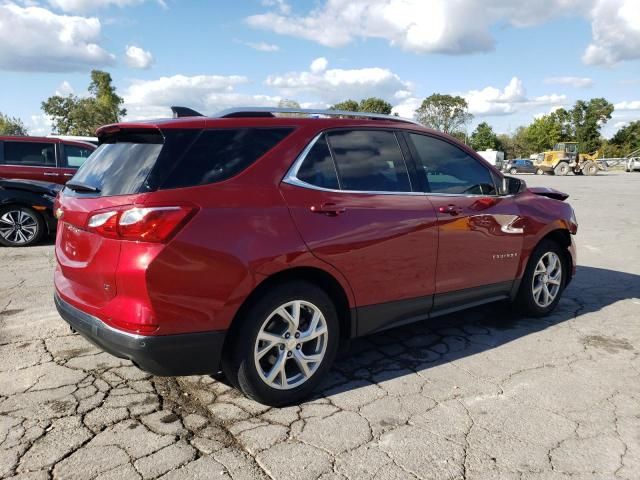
{"left": 171, "top": 106, "right": 204, "bottom": 118}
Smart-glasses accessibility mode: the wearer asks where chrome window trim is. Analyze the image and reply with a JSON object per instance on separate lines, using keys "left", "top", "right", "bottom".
{"left": 283, "top": 130, "right": 421, "bottom": 196}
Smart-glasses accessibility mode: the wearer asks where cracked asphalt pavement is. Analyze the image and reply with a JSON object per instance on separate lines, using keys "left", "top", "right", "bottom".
{"left": 1, "top": 172, "right": 639, "bottom": 480}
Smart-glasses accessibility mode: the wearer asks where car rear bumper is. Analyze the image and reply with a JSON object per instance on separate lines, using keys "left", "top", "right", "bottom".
{"left": 54, "top": 292, "right": 225, "bottom": 376}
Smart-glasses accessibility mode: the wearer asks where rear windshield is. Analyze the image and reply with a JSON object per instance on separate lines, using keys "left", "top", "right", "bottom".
{"left": 68, "top": 127, "right": 293, "bottom": 196}
{"left": 70, "top": 131, "right": 164, "bottom": 196}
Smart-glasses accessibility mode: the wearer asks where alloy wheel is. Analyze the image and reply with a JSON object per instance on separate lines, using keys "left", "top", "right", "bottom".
{"left": 254, "top": 300, "right": 328, "bottom": 390}
{"left": 532, "top": 252, "right": 562, "bottom": 308}
{"left": 0, "top": 209, "right": 39, "bottom": 245}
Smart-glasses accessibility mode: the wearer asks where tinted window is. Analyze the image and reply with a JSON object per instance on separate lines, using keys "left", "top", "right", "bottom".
{"left": 408, "top": 134, "right": 496, "bottom": 195}
{"left": 296, "top": 135, "right": 339, "bottom": 189}
{"left": 64, "top": 145, "right": 93, "bottom": 168}
{"left": 327, "top": 130, "right": 411, "bottom": 192}
{"left": 70, "top": 131, "right": 164, "bottom": 196}
{"left": 3, "top": 142, "right": 55, "bottom": 166}
{"left": 162, "top": 128, "right": 293, "bottom": 190}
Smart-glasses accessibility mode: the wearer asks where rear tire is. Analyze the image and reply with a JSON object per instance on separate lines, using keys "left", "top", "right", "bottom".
{"left": 510, "top": 168, "right": 517, "bottom": 175}
{"left": 0, "top": 206, "right": 45, "bottom": 247}
{"left": 583, "top": 161, "right": 598, "bottom": 176}
{"left": 554, "top": 162, "right": 570, "bottom": 176}
{"left": 514, "top": 240, "right": 567, "bottom": 317}
{"left": 221, "top": 281, "right": 339, "bottom": 406}
{"left": 536, "top": 169, "right": 544, "bottom": 175}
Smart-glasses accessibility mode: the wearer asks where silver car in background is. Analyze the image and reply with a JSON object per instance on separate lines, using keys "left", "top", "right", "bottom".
{"left": 625, "top": 157, "right": 640, "bottom": 172}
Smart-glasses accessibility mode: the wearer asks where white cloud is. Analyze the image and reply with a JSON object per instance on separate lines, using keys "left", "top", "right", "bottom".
{"left": 247, "top": 0, "right": 593, "bottom": 55}
{"left": 265, "top": 58, "right": 411, "bottom": 104}
{"left": 309, "top": 57, "right": 328, "bottom": 74}
{"left": 55, "top": 80, "right": 75, "bottom": 96}
{"left": 544, "top": 76, "right": 594, "bottom": 88}
{"left": 125, "top": 45, "right": 154, "bottom": 69}
{"left": 242, "top": 41, "right": 280, "bottom": 52}
{"left": 46, "top": 0, "right": 166, "bottom": 13}
{"left": 391, "top": 96, "right": 422, "bottom": 119}
{"left": 27, "top": 114, "right": 53, "bottom": 136}
{"left": 0, "top": 3, "right": 115, "bottom": 72}
{"left": 583, "top": 0, "right": 640, "bottom": 65}
{"left": 463, "top": 77, "right": 567, "bottom": 116}
{"left": 614, "top": 100, "right": 640, "bottom": 111}
{"left": 122, "top": 74, "right": 282, "bottom": 120}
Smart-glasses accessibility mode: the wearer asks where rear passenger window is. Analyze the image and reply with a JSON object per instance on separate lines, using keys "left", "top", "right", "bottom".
{"left": 64, "top": 145, "right": 93, "bottom": 168}
{"left": 408, "top": 134, "right": 496, "bottom": 195}
{"left": 3, "top": 142, "right": 55, "bottom": 166}
{"left": 326, "top": 130, "right": 411, "bottom": 192}
{"left": 162, "top": 128, "right": 293, "bottom": 189}
{"left": 296, "top": 135, "right": 339, "bottom": 190}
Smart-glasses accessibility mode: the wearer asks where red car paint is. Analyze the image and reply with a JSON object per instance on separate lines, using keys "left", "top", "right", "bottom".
{"left": 53, "top": 115, "right": 577, "bottom": 376}
{"left": 0, "top": 136, "right": 96, "bottom": 184}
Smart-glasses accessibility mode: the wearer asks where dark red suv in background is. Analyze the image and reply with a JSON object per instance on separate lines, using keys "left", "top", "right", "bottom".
{"left": 0, "top": 136, "right": 95, "bottom": 184}
{"left": 54, "top": 107, "right": 577, "bottom": 405}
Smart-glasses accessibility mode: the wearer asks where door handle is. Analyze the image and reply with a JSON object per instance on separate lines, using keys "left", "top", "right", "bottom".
{"left": 310, "top": 203, "right": 346, "bottom": 216}
{"left": 438, "top": 204, "right": 463, "bottom": 216}
{"left": 43, "top": 172, "right": 60, "bottom": 176}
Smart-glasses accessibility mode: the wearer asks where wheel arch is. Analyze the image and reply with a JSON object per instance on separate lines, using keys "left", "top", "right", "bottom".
{"left": 512, "top": 227, "right": 574, "bottom": 300}
{"left": 528, "top": 228, "right": 574, "bottom": 280}
{"left": 223, "top": 266, "right": 355, "bottom": 358}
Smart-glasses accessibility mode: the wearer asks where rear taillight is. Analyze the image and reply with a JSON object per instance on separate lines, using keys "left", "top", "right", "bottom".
{"left": 87, "top": 206, "right": 195, "bottom": 242}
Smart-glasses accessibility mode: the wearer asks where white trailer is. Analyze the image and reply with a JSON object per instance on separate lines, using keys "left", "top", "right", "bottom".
{"left": 476, "top": 149, "right": 505, "bottom": 170}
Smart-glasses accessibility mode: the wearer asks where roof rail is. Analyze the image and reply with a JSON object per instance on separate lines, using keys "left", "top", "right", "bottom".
{"left": 213, "top": 107, "right": 422, "bottom": 126}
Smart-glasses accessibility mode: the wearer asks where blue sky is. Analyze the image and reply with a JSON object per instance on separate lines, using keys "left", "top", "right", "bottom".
{"left": 0, "top": 0, "right": 639, "bottom": 137}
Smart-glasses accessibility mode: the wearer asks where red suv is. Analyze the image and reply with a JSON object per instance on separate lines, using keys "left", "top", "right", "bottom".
{"left": 0, "top": 136, "right": 96, "bottom": 184}
{"left": 54, "top": 107, "right": 577, "bottom": 405}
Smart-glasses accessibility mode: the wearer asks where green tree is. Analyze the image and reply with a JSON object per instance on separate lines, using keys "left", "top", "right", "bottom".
{"left": 358, "top": 97, "right": 392, "bottom": 114}
{"left": 611, "top": 121, "right": 640, "bottom": 150}
{"left": 0, "top": 112, "right": 27, "bottom": 135}
{"left": 604, "top": 121, "right": 640, "bottom": 157}
{"left": 567, "top": 98, "right": 614, "bottom": 153}
{"left": 498, "top": 128, "right": 530, "bottom": 159}
{"left": 469, "top": 122, "right": 500, "bottom": 151}
{"left": 415, "top": 94, "right": 473, "bottom": 134}
{"left": 277, "top": 99, "right": 301, "bottom": 109}
{"left": 331, "top": 99, "right": 359, "bottom": 111}
{"left": 42, "top": 70, "right": 126, "bottom": 136}
{"left": 523, "top": 114, "right": 564, "bottom": 153}
{"left": 449, "top": 131, "right": 468, "bottom": 144}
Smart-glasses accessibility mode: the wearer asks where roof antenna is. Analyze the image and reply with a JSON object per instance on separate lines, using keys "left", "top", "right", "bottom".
{"left": 171, "top": 106, "right": 204, "bottom": 118}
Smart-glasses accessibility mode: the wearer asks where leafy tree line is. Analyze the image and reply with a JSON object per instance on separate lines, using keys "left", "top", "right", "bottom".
{"left": 2, "top": 69, "right": 638, "bottom": 159}
{"left": 0, "top": 113, "right": 27, "bottom": 135}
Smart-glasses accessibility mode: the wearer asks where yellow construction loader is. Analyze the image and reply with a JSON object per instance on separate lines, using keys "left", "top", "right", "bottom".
{"left": 535, "top": 142, "right": 600, "bottom": 176}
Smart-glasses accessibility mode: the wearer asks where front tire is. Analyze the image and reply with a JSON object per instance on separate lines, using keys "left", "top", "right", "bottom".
{"left": 0, "top": 206, "right": 45, "bottom": 247}
{"left": 514, "top": 240, "right": 567, "bottom": 317}
{"left": 221, "top": 281, "right": 339, "bottom": 406}
{"left": 510, "top": 168, "right": 517, "bottom": 175}
{"left": 554, "top": 162, "right": 570, "bottom": 176}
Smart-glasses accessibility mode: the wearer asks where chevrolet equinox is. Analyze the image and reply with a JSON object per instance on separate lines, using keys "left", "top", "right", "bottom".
{"left": 54, "top": 107, "right": 577, "bottom": 406}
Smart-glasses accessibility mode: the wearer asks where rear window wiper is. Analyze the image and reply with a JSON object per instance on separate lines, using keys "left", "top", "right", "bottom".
{"left": 65, "top": 181, "right": 101, "bottom": 193}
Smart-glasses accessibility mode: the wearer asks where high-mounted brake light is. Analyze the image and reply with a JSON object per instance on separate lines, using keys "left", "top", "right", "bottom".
{"left": 87, "top": 206, "right": 195, "bottom": 242}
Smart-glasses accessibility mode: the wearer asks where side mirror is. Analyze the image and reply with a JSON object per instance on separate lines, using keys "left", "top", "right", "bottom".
{"left": 501, "top": 176, "right": 527, "bottom": 195}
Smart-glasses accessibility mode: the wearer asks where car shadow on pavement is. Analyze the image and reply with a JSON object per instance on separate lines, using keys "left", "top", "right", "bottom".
{"left": 314, "top": 265, "right": 640, "bottom": 398}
